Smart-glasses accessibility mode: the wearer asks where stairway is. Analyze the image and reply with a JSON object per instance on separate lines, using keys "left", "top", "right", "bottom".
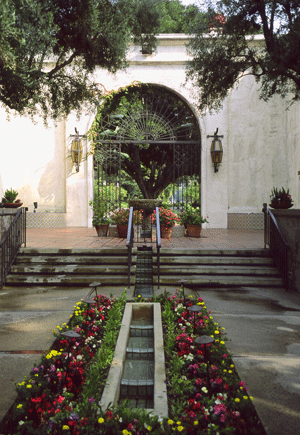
{"left": 5, "top": 247, "right": 283, "bottom": 289}
{"left": 153, "top": 248, "right": 284, "bottom": 288}
{"left": 6, "top": 248, "right": 136, "bottom": 286}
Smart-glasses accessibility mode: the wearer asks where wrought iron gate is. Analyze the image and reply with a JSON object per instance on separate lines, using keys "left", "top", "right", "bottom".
{"left": 92, "top": 85, "right": 201, "bottom": 213}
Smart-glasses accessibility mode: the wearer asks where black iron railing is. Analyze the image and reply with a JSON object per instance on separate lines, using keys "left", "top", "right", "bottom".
{"left": 0, "top": 207, "right": 27, "bottom": 288}
{"left": 126, "top": 207, "right": 134, "bottom": 288}
{"left": 155, "top": 207, "right": 161, "bottom": 289}
{"left": 263, "top": 203, "right": 290, "bottom": 290}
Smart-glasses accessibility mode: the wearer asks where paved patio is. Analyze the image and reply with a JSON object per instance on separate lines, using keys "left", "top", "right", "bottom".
{"left": 25, "top": 227, "right": 265, "bottom": 250}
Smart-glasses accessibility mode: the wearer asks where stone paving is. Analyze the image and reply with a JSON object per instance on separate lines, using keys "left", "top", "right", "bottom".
{"left": 25, "top": 227, "right": 265, "bottom": 250}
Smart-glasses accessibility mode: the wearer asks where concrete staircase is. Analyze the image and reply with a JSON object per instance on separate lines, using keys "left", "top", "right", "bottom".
{"left": 153, "top": 248, "right": 284, "bottom": 288}
{"left": 5, "top": 247, "right": 283, "bottom": 289}
{"left": 6, "top": 248, "right": 135, "bottom": 286}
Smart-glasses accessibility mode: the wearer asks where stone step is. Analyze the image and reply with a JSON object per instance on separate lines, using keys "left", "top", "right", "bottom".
{"left": 10, "top": 265, "right": 132, "bottom": 275}
{"left": 15, "top": 256, "right": 131, "bottom": 265}
{"left": 155, "top": 256, "right": 274, "bottom": 266}
{"left": 5, "top": 274, "right": 134, "bottom": 286}
{"left": 156, "top": 248, "right": 271, "bottom": 257}
{"left": 155, "top": 275, "right": 284, "bottom": 287}
{"left": 155, "top": 265, "right": 280, "bottom": 277}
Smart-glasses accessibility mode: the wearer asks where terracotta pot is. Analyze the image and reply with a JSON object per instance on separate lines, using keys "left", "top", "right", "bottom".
{"left": 94, "top": 224, "right": 109, "bottom": 237}
{"left": 117, "top": 224, "right": 128, "bottom": 238}
{"left": 269, "top": 203, "right": 293, "bottom": 210}
{"left": 2, "top": 202, "right": 23, "bottom": 208}
{"left": 186, "top": 224, "right": 201, "bottom": 238}
{"left": 160, "top": 225, "right": 173, "bottom": 239}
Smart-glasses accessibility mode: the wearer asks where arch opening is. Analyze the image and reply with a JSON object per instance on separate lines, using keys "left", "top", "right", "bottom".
{"left": 91, "top": 84, "right": 201, "bottom": 214}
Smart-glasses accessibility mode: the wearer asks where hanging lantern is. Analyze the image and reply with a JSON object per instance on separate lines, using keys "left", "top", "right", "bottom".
{"left": 70, "top": 128, "right": 83, "bottom": 172}
{"left": 208, "top": 128, "right": 223, "bottom": 173}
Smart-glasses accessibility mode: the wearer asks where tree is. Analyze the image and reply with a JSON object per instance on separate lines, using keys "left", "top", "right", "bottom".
{"left": 90, "top": 84, "right": 201, "bottom": 199}
{"left": 186, "top": 0, "right": 300, "bottom": 114}
{"left": 0, "top": 0, "right": 161, "bottom": 121}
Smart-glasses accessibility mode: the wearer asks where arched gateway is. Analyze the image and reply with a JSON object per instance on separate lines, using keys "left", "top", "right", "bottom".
{"left": 91, "top": 84, "right": 201, "bottom": 213}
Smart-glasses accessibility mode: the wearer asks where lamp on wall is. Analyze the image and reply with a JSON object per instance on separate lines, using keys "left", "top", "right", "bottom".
{"left": 207, "top": 128, "right": 223, "bottom": 173}
{"left": 70, "top": 128, "right": 84, "bottom": 172}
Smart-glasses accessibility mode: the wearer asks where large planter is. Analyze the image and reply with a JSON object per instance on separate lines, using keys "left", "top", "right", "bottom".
{"left": 2, "top": 202, "right": 23, "bottom": 208}
{"left": 117, "top": 224, "right": 128, "bottom": 238}
{"left": 269, "top": 203, "right": 293, "bottom": 210}
{"left": 160, "top": 225, "right": 173, "bottom": 239}
{"left": 94, "top": 224, "right": 109, "bottom": 237}
{"left": 186, "top": 224, "right": 202, "bottom": 238}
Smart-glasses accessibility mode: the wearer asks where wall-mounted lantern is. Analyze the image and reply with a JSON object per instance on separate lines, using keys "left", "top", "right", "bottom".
{"left": 70, "top": 128, "right": 84, "bottom": 172}
{"left": 207, "top": 128, "right": 223, "bottom": 173}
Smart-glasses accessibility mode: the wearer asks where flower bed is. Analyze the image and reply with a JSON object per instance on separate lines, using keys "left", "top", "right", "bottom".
{"left": 2, "top": 291, "right": 265, "bottom": 435}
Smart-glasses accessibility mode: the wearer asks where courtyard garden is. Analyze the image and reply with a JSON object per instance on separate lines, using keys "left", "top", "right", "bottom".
{"left": 2, "top": 289, "right": 266, "bottom": 435}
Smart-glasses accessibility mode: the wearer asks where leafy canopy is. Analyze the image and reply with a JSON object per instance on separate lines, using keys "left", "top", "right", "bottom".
{"left": 0, "top": 0, "right": 162, "bottom": 121}
{"left": 186, "top": 0, "right": 300, "bottom": 113}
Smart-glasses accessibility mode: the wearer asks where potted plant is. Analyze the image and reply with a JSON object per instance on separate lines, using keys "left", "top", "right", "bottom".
{"left": 111, "top": 208, "right": 143, "bottom": 238}
{"left": 89, "top": 199, "right": 110, "bottom": 236}
{"left": 180, "top": 206, "right": 209, "bottom": 237}
{"left": 151, "top": 207, "right": 180, "bottom": 239}
{"left": 269, "top": 187, "right": 294, "bottom": 209}
{"left": 1, "top": 188, "right": 23, "bottom": 208}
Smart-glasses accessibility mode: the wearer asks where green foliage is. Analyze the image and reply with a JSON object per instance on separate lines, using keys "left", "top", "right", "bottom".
{"left": 90, "top": 83, "right": 201, "bottom": 199}
{"left": 2, "top": 188, "right": 18, "bottom": 203}
{"left": 269, "top": 187, "right": 294, "bottom": 208}
{"left": 180, "top": 206, "right": 208, "bottom": 226}
{"left": 0, "top": 0, "right": 161, "bottom": 121}
{"left": 187, "top": 0, "right": 300, "bottom": 114}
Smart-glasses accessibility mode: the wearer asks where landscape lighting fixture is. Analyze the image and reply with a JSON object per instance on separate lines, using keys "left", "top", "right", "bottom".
{"left": 208, "top": 128, "right": 223, "bottom": 173}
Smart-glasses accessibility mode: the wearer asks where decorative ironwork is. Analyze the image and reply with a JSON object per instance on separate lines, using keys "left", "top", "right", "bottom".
{"left": 263, "top": 203, "right": 290, "bottom": 290}
{"left": 93, "top": 85, "right": 201, "bottom": 212}
{"left": 0, "top": 207, "right": 27, "bottom": 288}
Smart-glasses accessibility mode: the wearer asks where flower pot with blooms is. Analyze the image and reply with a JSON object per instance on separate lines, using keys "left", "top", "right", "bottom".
{"left": 180, "top": 206, "right": 209, "bottom": 237}
{"left": 1, "top": 188, "right": 23, "bottom": 208}
{"left": 89, "top": 199, "right": 110, "bottom": 236}
{"left": 269, "top": 187, "right": 293, "bottom": 209}
{"left": 151, "top": 207, "right": 180, "bottom": 238}
{"left": 111, "top": 208, "right": 143, "bottom": 238}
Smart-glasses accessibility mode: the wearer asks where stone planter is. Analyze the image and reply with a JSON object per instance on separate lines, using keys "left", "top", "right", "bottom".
{"left": 2, "top": 202, "right": 23, "bottom": 208}
{"left": 160, "top": 225, "right": 173, "bottom": 239}
{"left": 117, "top": 224, "right": 128, "bottom": 238}
{"left": 186, "top": 224, "right": 201, "bottom": 238}
{"left": 94, "top": 224, "right": 109, "bottom": 237}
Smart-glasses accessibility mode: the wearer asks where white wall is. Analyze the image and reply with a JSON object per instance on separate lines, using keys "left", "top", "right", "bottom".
{"left": 1, "top": 34, "right": 299, "bottom": 228}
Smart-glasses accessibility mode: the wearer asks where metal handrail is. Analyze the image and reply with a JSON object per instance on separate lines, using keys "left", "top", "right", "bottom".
{"left": 155, "top": 207, "right": 161, "bottom": 289}
{"left": 126, "top": 207, "right": 134, "bottom": 288}
{"left": 0, "top": 207, "right": 27, "bottom": 288}
{"left": 262, "top": 203, "right": 290, "bottom": 290}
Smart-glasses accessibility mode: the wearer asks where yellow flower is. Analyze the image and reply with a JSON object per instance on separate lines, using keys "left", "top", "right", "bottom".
{"left": 250, "top": 396, "right": 253, "bottom": 400}
{"left": 147, "top": 426, "right": 152, "bottom": 431}
{"left": 176, "top": 421, "right": 181, "bottom": 425}
{"left": 235, "top": 398, "right": 240, "bottom": 403}
{"left": 62, "top": 425, "right": 70, "bottom": 430}
{"left": 194, "top": 421, "right": 199, "bottom": 426}
{"left": 98, "top": 417, "right": 104, "bottom": 424}
{"left": 177, "top": 426, "right": 184, "bottom": 432}
{"left": 214, "top": 330, "right": 220, "bottom": 335}
{"left": 243, "top": 396, "right": 248, "bottom": 400}
{"left": 167, "top": 419, "right": 174, "bottom": 425}
{"left": 220, "top": 341, "right": 225, "bottom": 345}
{"left": 17, "top": 404, "right": 23, "bottom": 409}
{"left": 230, "top": 364, "right": 234, "bottom": 368}
{"left": 26, "top": 384, "right": 32, "bottom": 389}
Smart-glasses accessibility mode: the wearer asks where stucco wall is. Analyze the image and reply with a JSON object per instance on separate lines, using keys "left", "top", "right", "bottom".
{"left": 0, "top": 34, "right": 299, "bottom": 228}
